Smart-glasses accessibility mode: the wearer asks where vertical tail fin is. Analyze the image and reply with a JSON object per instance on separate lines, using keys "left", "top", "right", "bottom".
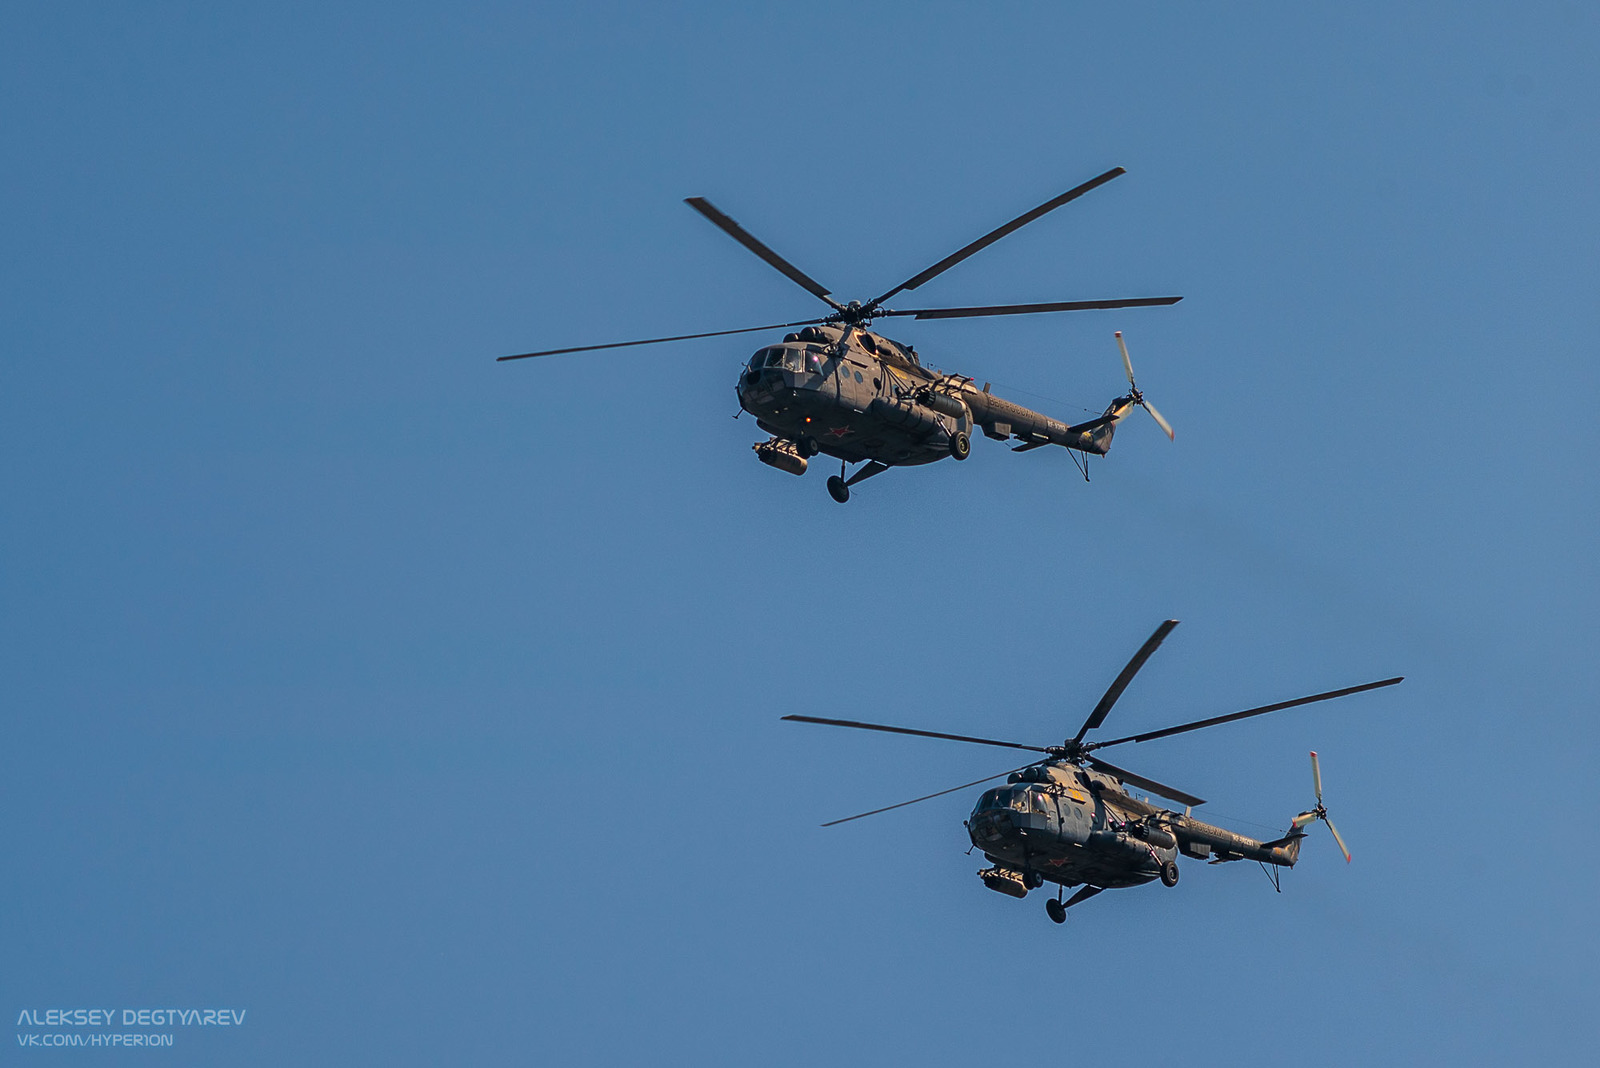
{"left": 1075, "top": 396, "right": 1138, "bottom": 455}
{"left": 1263, "top": 815, "right": 1312, "bottom": 866}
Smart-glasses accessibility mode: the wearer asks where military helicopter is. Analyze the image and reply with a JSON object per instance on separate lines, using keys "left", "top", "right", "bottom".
{"left": 783, "top": 620, "right": 1403, "bottom": 923}
{"left": 497, "top": 167, "right": 1181, "bottom": 502}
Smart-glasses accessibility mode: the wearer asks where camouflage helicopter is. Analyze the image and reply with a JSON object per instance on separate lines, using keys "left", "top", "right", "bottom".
{"left": 498, "top": 167, "right": 1181, "bottom": 502}
{"left": 784, "top": 621, "right": 1403, "bottom": 923}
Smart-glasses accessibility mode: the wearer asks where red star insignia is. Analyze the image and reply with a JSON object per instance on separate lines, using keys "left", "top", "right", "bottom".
{"left": 825, "top": 425, "right": 854, "bottom": 439}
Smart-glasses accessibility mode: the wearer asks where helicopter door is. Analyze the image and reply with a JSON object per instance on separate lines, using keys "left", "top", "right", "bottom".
{"left": 837, "top": 358, "right": 871, "bottom": 413}
{"left": 821, "top": 350, "right": 851, "bottom": 405}
{"left": 1055, "top": 794, "right": 1087, "bottom": 842}
{"left": 1031, "top": 789, "right": 1057, "bottom": 833}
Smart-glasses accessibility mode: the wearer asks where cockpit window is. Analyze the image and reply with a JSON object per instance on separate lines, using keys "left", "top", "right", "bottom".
{"left": 974, "top": 788, "right": 1012, "bottom": 814}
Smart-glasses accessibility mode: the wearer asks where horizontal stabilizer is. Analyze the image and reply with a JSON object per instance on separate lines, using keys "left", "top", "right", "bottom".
{"left": 1065, "top": 413, "right": 1117, "bottom": 435}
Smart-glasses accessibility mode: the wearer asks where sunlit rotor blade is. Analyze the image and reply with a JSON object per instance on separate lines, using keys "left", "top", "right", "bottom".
{"left": 1085, "top": 755, "right": 1206, "bottom": 807}
{"left": 1324, "top": 816, "right": 1351, "bottom": 863}
{"left": 1116, "top": 330, "right": 1135, "bottom": 386}
{"left": 880, "top": 296, "right": 1183, "bottom": 320}
{"left": 820, "top": 764, "right": 1042, "bottom": 827}
{"left": 684, "top": 197, "right": 843, "bottom": 311}
{"left": 1290, "top": 812, "right": 1317, "bottom": 831}
{"left": 781, "top": 715, "right": 1049, "bottom": 754}
{"left": 1142, "top": 399, "right": 1175, "bottom": 441}
{"left": 1311, "top": 750, "right": 1324, "bottom": 804}
{"left": 1073, "top": 620, "right": 1180, "bottom": 743}
{"left": 496, "top": 318, "right": 831, "bottom": 361}
{"left": 1088, "top": 677, "right": 1405, "bottom": 750}
{"left": 868, "top": 167, "right": 1127, "bottom": 308}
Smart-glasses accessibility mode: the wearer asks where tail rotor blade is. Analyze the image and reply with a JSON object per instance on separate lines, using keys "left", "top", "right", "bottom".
{"left": 1113, "top": 331, "right": 1172, "bottom": 440}
{"left": 1115, "top": 330, "right": 1136, "bottom": 386}
{"left": 1290, "top": 812, "right": 1317, "bottom": 831}
{"left": 1142, "top": 399, "right": 1175, "bottom": 441}
{"left": 1324, "top": 816, "right": 1352, "bottom": 863}
{"left": 1310, "top": 751, "right": 1324, "bottom": 805}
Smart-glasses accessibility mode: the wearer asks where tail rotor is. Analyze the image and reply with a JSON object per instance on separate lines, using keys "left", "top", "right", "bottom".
{"left": 1291, "top": 750, "right": 1351, "bottom": 862}
{"left": 1115, "top": 331, "right": 1174, "bottom": 441}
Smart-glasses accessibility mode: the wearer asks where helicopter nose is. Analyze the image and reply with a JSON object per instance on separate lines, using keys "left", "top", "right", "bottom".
{"left": 968, "top": 810, "right": 1012, "bottom": 846}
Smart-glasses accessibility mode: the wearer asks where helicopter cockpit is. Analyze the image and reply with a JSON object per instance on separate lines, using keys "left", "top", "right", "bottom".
{"left": 972, "top": 786, "right": 1051, "bottom": 817}
{"left": 744, "top": 345, "right": 831, "bottom": 393}
{"left": 748, "top": 346, "right": 794, "bottom": 371}
{"left": 748, "top": 345, "right": 830, "bottom": 371}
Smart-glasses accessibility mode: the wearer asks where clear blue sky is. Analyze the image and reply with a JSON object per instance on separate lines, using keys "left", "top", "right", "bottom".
{"left": 4, "top": 3, "right": 1596, "bottom": 1064}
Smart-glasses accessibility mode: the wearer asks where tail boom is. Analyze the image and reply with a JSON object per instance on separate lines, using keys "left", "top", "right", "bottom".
{"left": 964, "top": 388, "right": 1135, "bottom": 455}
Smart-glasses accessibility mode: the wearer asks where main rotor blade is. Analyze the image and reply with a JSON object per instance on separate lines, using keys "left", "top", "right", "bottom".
{"left": 820, "top": 763, "right": 1042, "bottom": 827}
{"left": 1323, "top": 816, "right": 1352, "bottom": 863}
{"left": 880, "top": 296, "right": 1182, "bottom": 320}
{"left": 1086, "top": 755, "right": 1206, "bottom": 808}
{"left": 781, "top": 715, "right": 1049, "bottom": 754}
{"left": 1087, "top": 677, "right": 1406, "bottom": 750}
{"left": 685, "top": 197, "right": 842, "bottom": 311}
{"left": 869, "top": 167, "right": 1128, "bottom": 308}
{"left": 496, "top": 318, "right": 830, "bottom": 361}
{"left": 1073, "top": 620, "right": 1180, "bottom": 744}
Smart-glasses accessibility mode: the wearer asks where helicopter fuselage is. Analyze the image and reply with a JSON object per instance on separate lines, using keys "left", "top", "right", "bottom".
{"left": 738, "top": 324, "right": 1126, "bottom": 472}
{"left": 967, "top": 765, "right": 1174, "bottom": 890}
{"left": 965, "top": 762, "right": 1303, "bottom": 893}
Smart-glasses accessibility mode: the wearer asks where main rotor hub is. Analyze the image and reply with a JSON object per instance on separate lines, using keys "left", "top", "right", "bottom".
{"left": 826, "top": 300, "right": 879, "bottom": 327}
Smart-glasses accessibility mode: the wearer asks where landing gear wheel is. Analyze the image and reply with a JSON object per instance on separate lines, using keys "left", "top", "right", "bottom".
{"left": 826, "top": 475, "right": 850, "bottom": 504}
{"left": 1045, "top": 898, "right": 1066, "bottom": 924}
{"left": 798, "top": 436, "right": 819, "bottom": 458}
{"left": 948, "top": 431, "right": 971, "bottom": 461}
{"left": 1160, "top": 860, "right": 1180, "bottom": 887}
{"left": 1022, "top": 871, "right": 1043, "bottom": 890}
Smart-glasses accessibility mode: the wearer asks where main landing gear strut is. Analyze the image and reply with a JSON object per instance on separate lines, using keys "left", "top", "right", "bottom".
{"left": 826, "top": 459, "right": 890, "bottom": 504}
{"left": 1046, "top": 884, "right": 1103, "bottom": 923}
